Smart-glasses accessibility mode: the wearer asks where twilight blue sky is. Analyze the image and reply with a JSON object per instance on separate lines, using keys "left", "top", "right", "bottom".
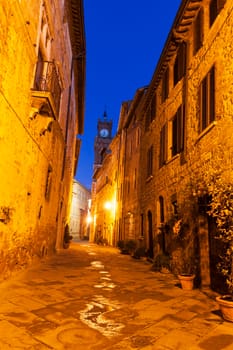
{"left": 75, "top": 0, "right": 182, "bottom": 189}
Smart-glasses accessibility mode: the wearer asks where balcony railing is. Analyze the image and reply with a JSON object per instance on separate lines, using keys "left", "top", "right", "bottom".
{"left": 32, "top": 61, "right": 62, "bottom": 117}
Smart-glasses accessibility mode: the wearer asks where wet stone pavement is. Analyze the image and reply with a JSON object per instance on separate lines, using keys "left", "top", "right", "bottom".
{"left": 0, "top": 242, "right": 233, "bottom": 349}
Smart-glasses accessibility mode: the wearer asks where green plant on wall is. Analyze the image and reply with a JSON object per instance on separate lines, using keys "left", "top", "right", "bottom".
{"left": 188, "top": 145, "right": 233, "bottom": 295}
{"left": 207, "top": 176, "right": 233, "bottom": 296}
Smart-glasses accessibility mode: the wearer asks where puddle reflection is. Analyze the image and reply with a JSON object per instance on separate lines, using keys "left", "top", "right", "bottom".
{"left": 94, "top": 282, "right": 116, "bottom": 289}
{"left": 90, "top": 261, "right": 105, "bottom": 269}
{"left": 79, "top": 295, "right": 124, "bottom": 337}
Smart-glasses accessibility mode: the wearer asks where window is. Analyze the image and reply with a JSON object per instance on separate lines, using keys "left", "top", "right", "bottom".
{"left": 140, "top": 214, "right": 144, "bottom": 237}
{"left": 159, "top": 196, "right": 165, "bottom": 223}
{"left": 151, "top": 93, "right": 156, "bottom": 121}
{"left": 172, "top": 105, "right": 185, "bottom": 156}
{"left": 174, "top": 42, "right": 186, "bottom": 86}
{"left": 162, "top": 68, "right": 169, "bottom": 103}
{"left": 209, "top": 0, "right": 226, "bottom": 27}
{"left": 145, "top": 93, "right": 156, "bottom": 130}
{"left": 147, "top": 145, "right": 153, "bottom": 177}
{"left": 136, "top": 128, "right": 140, "bottom": 146}
{"left": 193, "top": 8, "right": 203, "bottom": 55}
{"left": 159, "top": 124, "right": 167, "bottom": 167}
{"left": 134, "top": 168, "right": 137, "bottom": 189}
{"left": 199, "top": 66, "right": 215, "bottom": 132}
{"left": 45, "top": 165, "right": 52, "bottom": 200}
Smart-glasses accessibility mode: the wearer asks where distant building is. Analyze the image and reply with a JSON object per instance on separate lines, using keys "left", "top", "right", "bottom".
{"left": 91, "top": 0, "right": 233, "bottom": 293}
{"left": 0, "top": 0, "right": 85, "bottom": 278}
{"left": 90, "top": 113, "right": 113, "bottom": 243}
{"left": 70, "top": 180, "right": 91, "bottom": 240}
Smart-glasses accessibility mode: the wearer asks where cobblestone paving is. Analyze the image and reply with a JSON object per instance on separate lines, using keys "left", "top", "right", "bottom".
{"left": 0, "top": 242, "right": 232, "bottom": 349}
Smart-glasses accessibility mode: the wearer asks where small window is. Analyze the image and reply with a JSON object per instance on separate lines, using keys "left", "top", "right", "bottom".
{"left": 45, "top": 165, "right": 52, "bottom": 200}
{"left": 172, "top": 105, "right": 185, "bottom": 156}
{"left": 147, "top": 145, "right": 153, "bottom": 177}
{"left": 162, "top": 68, "right": 169, "bottom": 103}
{"left": 159, "top": 196, "right": 165, "bottom": 223}
{"left": 134, "top": 168, "right": 137, "bottom": 189}
{"left": 209, "top": 0, "right": 226, "bottom": 27}
{"left": 136, "top": 128, "right": 140, "bottom": 146}
{"left": 145, "top": 93, "right": 157, "bottom": 130}
{"left": 199, "top": 66, "right": 215, "bottom": 132}
{"left": 151, "top": 93, "right": 156, "bottom": 121}
{"left": 174, "top": 42, "right": 186, "bottom": 86}
{"left": 159, "top": 124, "right": 167, "bottom": 167}
{"left": 140, "top": 214, "right": 144, "bottom": 237}
{"left": 193, "top": 8, "right": 203, "bottom": 55}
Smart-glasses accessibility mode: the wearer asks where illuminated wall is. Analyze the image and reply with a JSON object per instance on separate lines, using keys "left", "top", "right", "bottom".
{"left": 0, "top": 0, "right": 85, "bottom": 278}
{"left": 70, "top": 180, "right": 91, "bottom": 240}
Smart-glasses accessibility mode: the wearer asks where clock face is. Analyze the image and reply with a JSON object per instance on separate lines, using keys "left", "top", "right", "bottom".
{"left": 100, "top": 128, "right": 109, "bottom": 138}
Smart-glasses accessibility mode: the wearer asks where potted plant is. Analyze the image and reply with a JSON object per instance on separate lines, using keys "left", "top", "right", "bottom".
{"left": 170, "top": 217, "right": 197, "bottom": 290}
{"left": 177, "top": 255, "right": 196, "bottom": 291}
{"left": 152, "top": 253, "right": 171, "bottom": 273}
{"left": 208, "top": 180, "right": 233, "bottom": 321}
{"left": 117, "top": 240, "right": 128, "bottom": 254}
{"left": 132, "top": 247, "right": 146, "bottom": 259}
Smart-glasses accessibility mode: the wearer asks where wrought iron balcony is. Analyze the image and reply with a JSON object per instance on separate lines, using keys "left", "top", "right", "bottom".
{"left": 31, "top": 61, "right": 62, "bottom": 118}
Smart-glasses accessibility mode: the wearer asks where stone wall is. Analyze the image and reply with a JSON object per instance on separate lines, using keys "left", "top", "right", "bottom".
{"left": 0, "top": 1, "right": 84, "bottom": 279}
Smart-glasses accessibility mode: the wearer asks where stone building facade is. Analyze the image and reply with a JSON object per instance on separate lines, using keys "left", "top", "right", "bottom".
{"left": 70, "top": 180, "right": 91, "bottom": 240}
{"left": 0, "top": 0, "right": 85, "bottom": 278}
{"left": 138, "top": 0, "right": 231, "bottom": 290}
{"left": 91, "top": 0, "right": 233, "bottom": 291}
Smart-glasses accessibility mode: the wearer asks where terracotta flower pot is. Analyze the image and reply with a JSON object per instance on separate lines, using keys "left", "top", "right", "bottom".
{"left": 216, "top": 295, "right": 233, "bottom": 322}
{"left": 178, "top": 274, "right": 195, "bottom": 290}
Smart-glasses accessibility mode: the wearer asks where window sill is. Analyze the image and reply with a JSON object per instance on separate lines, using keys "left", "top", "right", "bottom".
{"left": 166, "top": 153, "right": 179, "bottom": 165}
{"left": 195, "top": 121, "right": 217, "bottom": 144}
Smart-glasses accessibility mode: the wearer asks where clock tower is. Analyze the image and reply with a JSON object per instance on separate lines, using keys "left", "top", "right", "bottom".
{"left": 94, "top": 111, "right": 113, "bottom": 171}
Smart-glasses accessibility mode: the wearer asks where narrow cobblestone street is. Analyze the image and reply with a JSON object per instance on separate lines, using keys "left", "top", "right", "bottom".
{"left": 0, "top": 242, "right": 233, "bottom": 350}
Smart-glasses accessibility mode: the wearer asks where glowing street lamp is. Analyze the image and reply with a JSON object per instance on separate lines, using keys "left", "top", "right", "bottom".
{"left": 104, "top": 201, "right": 112, "bottom": 210}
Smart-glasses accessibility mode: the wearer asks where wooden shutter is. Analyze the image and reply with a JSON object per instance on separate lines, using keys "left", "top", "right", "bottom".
{"left": 194, "top": 8, "right": 203, "bottom": 54}
{"left": 218, "top": 0, "right": 226, "bottom": 11}
{"left": 159, "top": 124, "right": 167, "bottom": 167}
{"left": 209, "top": 66, "right": 215, "bottom": 123}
